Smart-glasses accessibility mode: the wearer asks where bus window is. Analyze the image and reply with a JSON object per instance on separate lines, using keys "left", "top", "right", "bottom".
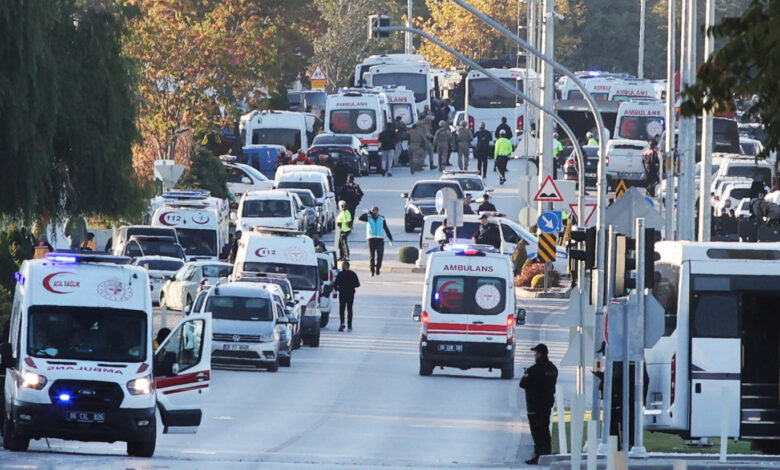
{"left": 690, "top": 292, "right": 740, "bottom": 338}
{"left": 654, "top": 263, "right": 679, "bottom": 336}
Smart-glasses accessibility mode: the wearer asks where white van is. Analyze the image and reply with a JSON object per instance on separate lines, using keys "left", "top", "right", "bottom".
{"left": 412, "top": 246, "right": 524, "bottom": 379}
{"left": 605, "top": 139, "right": 650, "bottom": 188}
{"left": 365, "top": 64, "right": 431, "bottom": 116}
{"left": 275, "top": 171, "right": 336, "bottom": 232}
{"left": 377, "top": 86, "right": 419, "bottom": 127}
{"left": 232, "top": 227, "right": 321, "bottom": 347}
{"left": 152, "top": 203, "right": 228, "bottom": 261}
{"left": 613, "top": 100, "right": 665, "bottom": 141}
{"left": 0, "top": 252, "right": 211, "bottom": 456}
{"left": 239, "top": 110, "right": 311, "bottom": 152}
{"left": 149, "top": 190, "right": 229, "bottom": 227}
{"left": 324, "top": 89, "right": 391, "bottom": 170}
{"left": 236, "top": 190, "right": 305, "bottom": 233}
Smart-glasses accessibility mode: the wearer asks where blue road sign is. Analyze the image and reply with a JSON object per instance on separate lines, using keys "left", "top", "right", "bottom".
{"left": 538, "top": 211, "right": 562, "bottom": 234}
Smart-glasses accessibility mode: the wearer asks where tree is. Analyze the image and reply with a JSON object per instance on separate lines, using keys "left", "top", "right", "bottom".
{"left": 681, "top": 1, "right": 778, "bottom": 154}
{"left": 312, "top": 0, "right": 403, "bottom": 91}
{"left": 0, "top": 0, "right": 143, "bottom": 221}
{"left": 175, "top": 148, "right": 229, "bottom": 200}
{"left": 125, "top": 0, "right": 314, "bottom": 177}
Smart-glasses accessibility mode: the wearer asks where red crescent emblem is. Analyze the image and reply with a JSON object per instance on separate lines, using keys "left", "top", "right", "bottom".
{"left": 158, "top": 212, "right": 175, "bottom": 226}
{"left": 43, "top": 272, "right": 77, "bottom": 294}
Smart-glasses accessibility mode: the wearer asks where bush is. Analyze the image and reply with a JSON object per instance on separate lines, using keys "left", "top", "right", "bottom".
{"left": 518, "top": 262, "right": 560, "bottom": 287}
{"left": 175, "top": 147, "right": 229, "bottom": 199}
{"left": 530, "top": 274, "right": 547, "bottom": 288}
{"left": 398, "top": 246, "right": 419, "bottom": 264}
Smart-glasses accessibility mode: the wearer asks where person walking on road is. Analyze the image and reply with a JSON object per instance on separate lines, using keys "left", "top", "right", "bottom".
{"left": 474, "top": 122, "right": 492, "bottom": 178}
{"left": 433, "top": 121, "right": 451, "bottom": 172}
{"left": 455, "top": 121, "right": 473, "bottom": 171}
{"left": 358, "top": 206, "right": 393, "bottom": 276}
{"left": 378, "top": 124, "right": 396, "bottom": 176}
{"left": 336, "top": 201, "right": 353, "bottom": 261}
{"left": 494, "top": 118, "right": 512, "bottom": 172}
{"left": 334, "top": 261, "right": 360, "bottom": 332}
{"left": 339, "top": 174, "right": 364, "bottom": 218}
{"left": 478, "top": 193, "right": 497, "bottom": 213}
{"left": 420, "top": 114, "right": 436, "bottom": 170}
{"left": 520, "top": 343, "right": 558, "bottom": 465}
{"left": 494, "top": 129, "right": 513, "bottom": 185}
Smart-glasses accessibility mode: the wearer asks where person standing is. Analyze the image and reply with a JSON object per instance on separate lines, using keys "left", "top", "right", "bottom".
{"left": 64, "top": 216, "right": 87, "bottom": 250}
{"left": 358, "top": 206, "right": 393, "bottom": 276}
{"left": 433, "top": 121, "right": 451, "bottom": 172}
{"left": 80, "top": 232, "right": 97, "bottom": 251}
{"left": 519, "top": 343, "right": 558, "bottom": 465}
{"left": 292, "top": 149, "right": 313, "bottom": 165}
{"left": 336, "top": 201, "right": 353, "bottom": 261}
{"left": 407, "top": 123, "right": 427, "bottom": 174}
{"left": 586, "top": 131, "right": 599, "bottom": 146}
{"left": 474, "top": 122, "right": 492, "bottom": 178}
{"left": 494, "top": 117, "right": 512, "bottom": 141}
{"left": 339, "top": 175, "right": 364, "bottom": 218}
{"left": 478, "top": 193, "right": 497, "bottom": 213}
{"left": 471, "top": 214, "right": 501, "bottom": 249}
{"left": 463, "top": 194, "right": 475, "bottom": 215}
{"left": 392, "top": 116, "right": 408, "bottom": 167}
{"left": 455, "top": 121, "right": 473, "bottom": 171}
{"left": 494, "top": 129, "right": 513, "bottom": 185}
{"left": 420, "top": 114, "right": 436, "bottom": 170}
{"left": 334, "top": 261, "right": 360, "bottom": 332}
{"left": 378, "top": 123, "right": 396, "bottom": 176}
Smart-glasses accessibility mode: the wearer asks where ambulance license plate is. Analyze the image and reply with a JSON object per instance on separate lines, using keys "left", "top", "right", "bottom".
{"left": 437, "top": 344, "right": 463, "bottom": 353}
{"left": 223, "top": 343, "right": 249, "bottom": 351}
{"left": 65, "top": 411, "right": 105, "bottom": 424}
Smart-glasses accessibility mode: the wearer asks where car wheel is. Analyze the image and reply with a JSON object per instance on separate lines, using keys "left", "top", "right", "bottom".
{"left": 158, "top": 292, "right": 165, "bottom": 308}
{"left": 405, "top": 220, "right": 415, "bottom": 233}
{"left": 185, "top": 295, "right": 193, "bottom": 312}
{"left": 126, "top": 420, "right": 156, "bottom": 457}
{"left": 320, "top": 312, "right": 329, "bottom": 328}
{"left": 419, "top": 358, "right": 434, "bottom": 376}
{"left": 2, "top": 414, "right": 30, "bottom": 452}
{"left": 500, "top": 363, "right": 515, "bottom": 380}
{"left": 280, "top": 356, "right": 291, "bottom": 367}
{"left": 293, "top": 332, "right": 302, "bottom": 349}
{"left": 267, "top": 359, "right": 279, "bottom": 372}
{"left": 309, "top": 334, "right": 320, "bottom": 348}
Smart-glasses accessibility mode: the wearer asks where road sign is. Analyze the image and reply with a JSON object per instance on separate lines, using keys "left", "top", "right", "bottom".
{"left": 534, "top": 175, "right": 564, "bottom": 202}
{"left": 537, "top": 233, "right": 557, "bottom": 262}
{"left": 568, "top": 203, "right": 598, "bottom": 226}
{"left": 538, "top": 211, "right": 562, "bottom": 234}
{"left": 310, "top": 65, "right": 327, "bottom": 90}
{"left": 615, "top": 179, "right": 628, "bottom": 200}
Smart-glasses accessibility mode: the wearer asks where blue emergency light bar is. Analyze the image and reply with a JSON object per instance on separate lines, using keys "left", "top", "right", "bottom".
{"left": 162, "top": 190, "right": 211, "bottom": 200}
{"left": 45, "top": 251, "right": 132, "bottom": 265}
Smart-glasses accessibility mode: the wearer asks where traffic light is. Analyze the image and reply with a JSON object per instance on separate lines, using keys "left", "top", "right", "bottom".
{"left": 614, "top": 234, "right": 636, "bottom": 297}
{"left": 368, "top": 15, "right": 390, "bottom": 39}
{"left": 569, "top": 226, "right": 597, "bottom": 269}
{"left": 644, "top": 228, "right": 659, "bottom": 290}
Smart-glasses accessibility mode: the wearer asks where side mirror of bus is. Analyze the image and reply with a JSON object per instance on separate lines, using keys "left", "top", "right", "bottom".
{"left": 0, "top": 342, "right": 14, "bottom": 369}
{"left": 515, "top": 308, "right": 526, "bottom": 326}
{"left": 412, "top": 304, "right": 422, "bottom": 321}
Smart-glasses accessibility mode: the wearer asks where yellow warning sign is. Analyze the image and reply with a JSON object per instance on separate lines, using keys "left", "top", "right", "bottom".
{"left": 615, "top": 179, "right": 628, "bottom": 200}
{"left": 538, "top": 233, "right": 557, "bottom": 262}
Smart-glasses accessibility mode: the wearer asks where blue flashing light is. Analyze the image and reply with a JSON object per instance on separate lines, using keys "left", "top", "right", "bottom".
{"left": 451, "top": 243, "right": 469, "bottom": 251}
{"left": 46, "top": 254, "right": 78, "bottom": 263}
{"left": 434, "top": 292, "right": 440, "bottom": 301}
{"left": 587, "top": 70, "right": 602, "bottom": 77}
{"left": 13, "top": 272, "right": 24, "bottom": 285}
{"left": 58, "top": 393, "right": 71, "bottom": 402}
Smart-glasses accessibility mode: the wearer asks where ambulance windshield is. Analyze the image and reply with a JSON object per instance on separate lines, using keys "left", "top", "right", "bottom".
{"left": 27, "top": 306, "right": 147, "bottom": 362}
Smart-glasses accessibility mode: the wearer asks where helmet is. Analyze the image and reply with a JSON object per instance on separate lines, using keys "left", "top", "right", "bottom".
{"left": 586, "top": 131, "right": 594, "bottom": 139}
{"left": 339, "top": 200, "right": 347, "bottom": 208}
{"left": 499, "top": 129, "right": 507, "bottom": 136}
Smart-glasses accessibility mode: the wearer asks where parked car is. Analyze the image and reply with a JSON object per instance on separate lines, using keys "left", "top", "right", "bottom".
{"left": 563, "top": 145, "right": 600, "bottom": 187}
{"left": 221, "top": 155, "right": 275, "bottom": 200}
{"left": 285, "top": 188, "right": 323, "bottom": 235}
{"left": 401, "top": 180, "right": 464, "bottom": 232}
{"left": 132, "top": 256, "right": 185, "bottom": 306}
{"left": 440, "top": 171, "right": 491, "bottom": 203}
{"left": 160, "top": 261, "right": 233, "bottom": 311}
{"left": 307, "top": 134, "right": 369, "bottom": 176}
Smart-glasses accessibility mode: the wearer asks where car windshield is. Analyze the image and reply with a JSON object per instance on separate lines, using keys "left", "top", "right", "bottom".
{"left": 290, "top": 191, "right": 315, "bottom": 207}
{"left": 430, "top": 276, "right": 506, "bottom": 315}
{"left": 303, "top": 91, "right": 327, "bottom": 108}
{"left": 429, "top": 221, "right": 481, "bottom": 238}
{"left": 240, "top": 164, "right": 270, "bottom": 182}
{"left": 242, "top": 262, "right": 318, "bottom": 291}
{"left": 468, "top": 77, "right": 523, "bottom": 108}
{"left": 256, "top": 278, "right": 293, "bottom": 301}
{"left": 728, "top": 187, "right": 752, "bottom": 200}
{"left": 453, "top": 178, "right": 484, "bottom": 191}
{"left": 126, "top": 239, "right": 184, "bottom": 259}
{"left": 278, "top": 181, "right": 324, "bottom": 198}
{"left": 136, "top": 259, "right": 184, "bottom": 272}
{"left": 27, "top": 306, "right": 147, "bottom": 362}
{"left": 202, "top": 264, "right": 232, "bottom": 278}
{"left": 372, "top": 73, "right": 428, "bottom": 102}
{"left": 206, "top": 296, "right": 273, "bottom": 321}
{"left": 391, "top": 103, "right": 415, "bottom": 125}
{"left": 251, "top": 128, "right": 301, "bottom": 151}
{"left": 175, "top": 228, "right": 217, "bottom": 257}
{"left": 312, "top": 135, "right": 353, "bottom": 146}
{"left": 411, "top": 183, "right": 464, "bottom": 199}
{"left": 616, "top": 116, "right": 665, "bottom": 140}
{"left": 242, "top": 199, "right": 291, "bottom": 218}
{"left": 330, "top": 109, "right": 377, "bottom": 135}
{"left": 725, "top": 166, "right": 771, "bottom": 184}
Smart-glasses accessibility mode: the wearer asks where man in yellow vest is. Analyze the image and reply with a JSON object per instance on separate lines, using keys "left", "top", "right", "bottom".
{"left": 494, "top": 129, "right": 514, "bottom": 185}
{"left": 336, "top": 201, "right": 353, "bottom": 261}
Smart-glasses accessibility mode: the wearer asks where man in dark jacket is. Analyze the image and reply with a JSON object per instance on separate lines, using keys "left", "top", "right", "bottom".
{"left": 334, "top": 261, "right": 360, "bottom": 332}
{"left": 477, "top": 193, "right": 497, "bottom": 213}
{"left": 474, "top": 122, "right": 492, "bottom": 178}
{"left": 339, "top": 175, "right": 364, "bottom": 218}
{"left": 378, "top": 125, "right": 396, "bottom": 176}
{"left": 520, "top": 343, "right": 558, "bottom": 465}
{"left": 472, "top": 214, "right": 500, "bottom": 249}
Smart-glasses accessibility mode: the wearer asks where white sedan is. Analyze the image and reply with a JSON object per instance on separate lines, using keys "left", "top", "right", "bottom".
{"left": 222, "top": 156, "right": 275, "bottom": 200}
{"left": 160, "top": 260, "right": 233, "bottom": 311}
{"left": 132, "top": 256, "right": 186, "bottom": 306}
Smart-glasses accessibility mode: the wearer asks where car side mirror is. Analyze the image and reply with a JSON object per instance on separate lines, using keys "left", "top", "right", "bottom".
{"left": 241, "top": 176, "right": 252, "bottom": 184}
{"left": 277, "top": 317, "right": 289, "bottom": 325}
{"left": 0, "top": 342, "right": 14, "bottom": 369}
{"left": 486, "top": 188, "right": 495, "bottom": 193}
{"left": 184, "top": 304, "right": 192, "bottom": 315}
{"left": 287, "top": 317, "right": 299, "bottom": 325}
{"left": 515, "top": 307, "right": 526, "bottom": 326}
{"left": 400, "top": 192, "right": 408, "bottom": 198}
{"left": 412, "top": 304, "right": 422, "bottom": 322}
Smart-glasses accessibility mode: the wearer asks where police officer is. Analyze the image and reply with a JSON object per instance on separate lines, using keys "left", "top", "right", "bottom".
{"left": 472, "top": 214, "right": 501, "bottom": 249}
{"left": 520, "top": 343, "right": 558, "bottom": 465}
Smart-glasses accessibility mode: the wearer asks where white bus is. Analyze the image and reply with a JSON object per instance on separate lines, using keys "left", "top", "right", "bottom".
{"left": 364, "top": 63, "right": 432, "bottom": 116}
{"left": 353, "top": 54, "right": 427, "bottom": 87}
{"left": 465, "top": 68, "right": 540, "bottom": 155}
{"left": 645, "top": 241, "right": 780, "bottom": 452}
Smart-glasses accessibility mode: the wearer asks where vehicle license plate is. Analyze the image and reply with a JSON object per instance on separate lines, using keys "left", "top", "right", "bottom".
{"left": 65, "top": 411, "right": 105, "bottom": 423}
{"left": 437, "top": 344, "right": 463, "bottom": 353}
{"left": 223, "top": 343, "right": 249, "bottom": 351}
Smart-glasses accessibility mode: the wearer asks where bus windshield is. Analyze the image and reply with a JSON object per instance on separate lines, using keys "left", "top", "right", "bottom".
{"left": 372, "top": 73, "right": 428, "bottom": 102}
{"left": 468, "top": 78, "right": 523, "bottom": 108}
{"left": 251, "top": 128, "right": 301, "bottom": 151}
{"left": 27, "top": 306, "right": 147, "bottom": 362}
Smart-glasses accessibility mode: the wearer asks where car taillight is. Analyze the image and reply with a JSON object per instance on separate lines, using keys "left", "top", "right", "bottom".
{"left": 421, "top": 311, "right": 429, "bottom": 341}
{"left": 468, "top": 115, "right": 474, "bottom": 131}
{"left": 605, "top": 156, "right": 610, "bottom": 167}
{"left": 517, "top": 115, "right": 524, "bottom": 131}
{"left": 566, "top": 158, "right": 575, "bottom": 166}
{"left": 773, "top": 176, "right": 778, "bottom": 191}
{"left": 507, "top": 314, "right": 515, "bottom": 343}
{"left": 670, "top": 354, "right": 676, "bottom": 405}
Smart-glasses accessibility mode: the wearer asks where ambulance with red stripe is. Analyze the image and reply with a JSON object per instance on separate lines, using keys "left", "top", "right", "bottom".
{"left": 324, "top": 89, "right": 392, "bottom": 173}
{"left": 412, "top": 246, "right": 525, "bottom": 379}
{"left": 0, "top": 252, "right": 211, "bottom": 457}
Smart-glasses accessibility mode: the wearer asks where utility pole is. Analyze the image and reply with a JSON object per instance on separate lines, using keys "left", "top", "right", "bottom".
{"left": 638, "top": 0, "right": 646, "bottom": 78}
{"left": 405, "top": 0, "right": 413, "bottom": 54}
{"left": 677, "top": 0, "right": 697, "bottom": 241}
{"left": 538, "top": 0, "right": 555, "bottom": 216}
{"left": 699, "top": 0, "right": 714, "bottom": 241}
{"left": 664, "top": 0, "right": 676, "bottom": 240}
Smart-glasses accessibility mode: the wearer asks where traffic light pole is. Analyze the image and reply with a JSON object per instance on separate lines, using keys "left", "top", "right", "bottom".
{"left": 372, "top": 24, "right": 586, "bottom": 229}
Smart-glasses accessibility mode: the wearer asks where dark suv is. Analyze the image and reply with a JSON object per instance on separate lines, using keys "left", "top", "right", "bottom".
{"left": 401, "top": 180, "right": 464, "bottom": 233}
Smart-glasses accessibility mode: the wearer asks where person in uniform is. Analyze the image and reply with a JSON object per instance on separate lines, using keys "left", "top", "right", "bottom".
{"left": 520, "top": 343, "right": 558, "bottom": 465}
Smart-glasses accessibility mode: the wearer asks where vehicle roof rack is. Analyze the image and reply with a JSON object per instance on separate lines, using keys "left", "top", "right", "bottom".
{"left": 235, "top": 272, "right": 289, "bottom": 281}
{"left": 160, "top": 201, "right": 211, "bottom": 210}
{"left": 162, "top": 190, "right": 211, "bottom": 200}
{"left": 45, "top": 250, "right": 132, "bottom": 265}
{"left": 252, "top": 226, "right": 305, "bottom": 236}
{"left": 442, "top": 170, "right": 480, "bottom": 176}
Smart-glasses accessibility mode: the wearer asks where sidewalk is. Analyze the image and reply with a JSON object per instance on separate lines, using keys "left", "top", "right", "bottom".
{"left": 541, "top": 454, "right": 780, "bottom": 469}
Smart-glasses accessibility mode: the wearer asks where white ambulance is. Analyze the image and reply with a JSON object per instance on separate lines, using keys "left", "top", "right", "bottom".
{"left": 613, "top": 100, "right": 665, "bottom": 142}
{"left": 152, "top": 202, "right": 228, "bottom": 261}
{"left": 608, "top": 80, "right": 658, "bottom": 102}
{"left": 377, "top": 86, "right": 418, "bottom": 127}
{"left": 412, "top": 246, "right": 525, "bottom": 379}
{"left": 239, "top": 110, "right": 312, "bottom": 152}
{"left": 0, "top": 252, "right": 212, "bottom": 457}
{"left": 232, "top": 227, "right": 321, "bottom": 347}
{"left": 324, "top": 89, "right": 391, "bottom": 171}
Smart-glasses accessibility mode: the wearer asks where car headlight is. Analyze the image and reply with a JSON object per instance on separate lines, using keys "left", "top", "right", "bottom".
{"left": 21, "top": 371, "right": 47, "bottom": 390}
{"left": 126, "top": 375, "right": 154, "bottom": 396}
{"left": 259, "top": 332, "right": 276, "bottom": 342}
{"left": 407, "top": 204, "right": 420, "bottom": 214}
